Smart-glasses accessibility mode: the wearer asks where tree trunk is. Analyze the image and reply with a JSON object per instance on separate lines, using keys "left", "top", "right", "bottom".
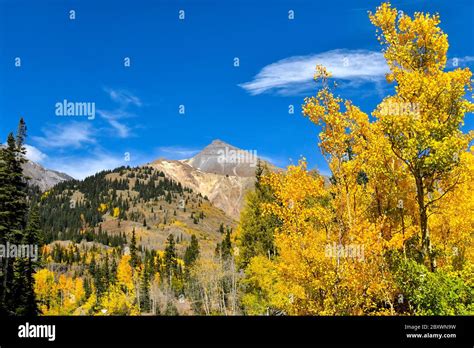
{"left": 415, "top": 175, "right": 436, "bottom": 271}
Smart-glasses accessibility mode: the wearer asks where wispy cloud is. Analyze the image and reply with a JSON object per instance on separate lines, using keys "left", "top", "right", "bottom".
{"left": 96, "top": 109, "right": 133, "bottom": 138}
{"left": 155, "top": 146, "right": 200, "bottom": 159}
{"left": 44, "top": 150, "right": 126, "bottom": 180}
{"left": 98, "top": 88, "right": 142, "bottom": 138}
{"left": 239, "top": 49, "right": 389, "bottom": 96}
{"left": 32, "top": 122, "right": 96, "bottom": 149}
{"left": 104, "top": 88, "right": 142, "bottom": 108}
{"left": 24, "top": 144, "right": 47, "bottom": 163}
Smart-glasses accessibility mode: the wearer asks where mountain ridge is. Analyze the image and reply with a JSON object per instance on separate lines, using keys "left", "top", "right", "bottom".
{"left": 147, "top": 139, "right": 276, "bottom": 219}
{"left": 23, "top": 139, "right": 275, "bottom": 218}
{"left": 22, "top": 160, "right": 74, "bottom": 191}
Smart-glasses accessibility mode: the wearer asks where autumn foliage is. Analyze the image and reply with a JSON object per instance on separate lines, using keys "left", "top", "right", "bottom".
{"left": 238, "top": 2, "right": 474, "bottom": 315}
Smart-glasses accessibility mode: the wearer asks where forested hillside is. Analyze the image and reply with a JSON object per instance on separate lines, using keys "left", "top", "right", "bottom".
{"left": 31, "top": 164, "right": 237, "bottom": 315}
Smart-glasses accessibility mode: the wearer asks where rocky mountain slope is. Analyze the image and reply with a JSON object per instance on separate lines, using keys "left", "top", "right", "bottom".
{"left": 148, "top": 140, "right": 276, "bottom": 219}
{"left": 183, "top": 139, "right": 260, "bottom": 177}
{"left": 23, "top": 160, "right": 73, "bottom": 191}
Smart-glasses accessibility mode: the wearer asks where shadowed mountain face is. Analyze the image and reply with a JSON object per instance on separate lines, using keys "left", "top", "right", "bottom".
{"left": 148, "top": 140, "right": 275, "bottom": 219}
{"left": 22, "top": 160, "right": 73, "bottom": 191}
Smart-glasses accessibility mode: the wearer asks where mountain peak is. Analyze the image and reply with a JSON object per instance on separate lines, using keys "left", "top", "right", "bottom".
{"left": 184, "top": 139, "right": 258, "bottom": 177}
{"left": 207, "top": 139, "right": 236, "bottom": 149}
{"left": 210, "top": 139, "right": 225, "bottom": 145}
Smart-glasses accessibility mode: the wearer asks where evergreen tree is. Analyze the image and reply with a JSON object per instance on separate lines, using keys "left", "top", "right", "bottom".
{"left": 184, "top": 235, "right": 200, "bottom": 267}
{"left": 17, "top": 204, "right": 42, "bottom": 315}
{"left": 94, "top": 264, "right": 105, "bottom": 297}
{"left": 146, "top": 252, "right": 155, "bottom": 279}
{"left": 110, "top": 257, "right": 118, "bottom": 284}
{"left": 221, "top": 230, "right": 232, "bottom": 260}
{"left": 84, "top": 277, "right": 92, "bottom": 299}
{"left": 89, "top": 255, "right": 96, "bottom": 274}
{"left": 129, "top": 228, "right": 139, "bottom": 268}
{"left": 164, "top": 234, "right": 177, "bottom": 282}
{"left": 236, "top": 160, "right": 280, "bottom": 268}
{"left": 102, "top": 254, "right": 110, "bottom": 288}
{"left": 0, "top": 119, "right": 31, "bottom": 315}
{"left": 139, "top": 269, "right": 150, "bottom": 312}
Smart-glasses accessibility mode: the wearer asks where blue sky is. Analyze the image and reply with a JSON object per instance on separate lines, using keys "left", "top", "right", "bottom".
{"left": 0, "top": 0, "right": 473, "bottom": 179}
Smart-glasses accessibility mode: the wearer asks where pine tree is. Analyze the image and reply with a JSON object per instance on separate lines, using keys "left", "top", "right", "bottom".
{"left": 110, "top": 256, "right": 118, "bottom": 284}
{"left": 139, "top": 268, "right": 150, "bottom": 312}
{"left": 89, "top": 255, "right": 96, "bottom": 274}
{"left": 236, "top": 160, "right": 279, "bottom": 268}
{"left": 84, "top": 277, "right": 92, "bottom": 299}
{"left": 129, "top": 228, "right": 139, "bottom": 268}
{"left": 18, "top": 204, "right": 42, "bottom": 315}
{"left": 221, "top": 230, "right": 232, "bottom": 260}
{"left": 0, "top": 118, "right": 30, "bottom": 315}
{"left": 184, "top": 235, "right": 200, "bottom": 267}
{"left": 93, "top": 261, "right": 105, "bottom": 297}
{"left": 103, "top": 254, "right": 110, "bottom": 288}
{"left": 164, "top": 234, "right": 177, "bottom": 283}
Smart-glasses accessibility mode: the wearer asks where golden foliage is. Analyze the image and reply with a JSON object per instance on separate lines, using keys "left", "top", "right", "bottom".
{"left": 243, "top": 2, "right": 474, "bottom": 316}
{"left": 34, "top": 269, "right": 86, "bottom": 315}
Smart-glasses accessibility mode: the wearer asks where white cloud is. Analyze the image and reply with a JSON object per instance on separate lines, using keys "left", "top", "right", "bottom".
{"left": 107, "top": 118, "right": 131, "bottom": 138}
{"left": 104, "top": 87, "right": 142, "bottom": 107}
{"left": 155, "top": 146, "right": 200, "bottom": 159}
{"left": 239, "top": 49, "right": 389, "bottom": 96}
{"left": 44, "top": 151, "right": 126, "bottom": 180}
{"left": 98, "top": 88, "right": 142, "bottom": 138}
{"left": 32, "top": 122, "right": 96, "bottom": 149}
{"left": 24, "top": 144, "right": 47, "bottom": 163}
{"left": 96, "top": 109, "right": 133, "bottom": 138}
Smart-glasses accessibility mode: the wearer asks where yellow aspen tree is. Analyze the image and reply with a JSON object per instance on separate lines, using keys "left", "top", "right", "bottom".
{"left": 260, "top": 164, "right": 399, "bottom": 315}
{"left": 99, "top": 254, "right": 139, "bottom": 315}
{"left": 369, "top": 2, "right": 474, "bottom": 270}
